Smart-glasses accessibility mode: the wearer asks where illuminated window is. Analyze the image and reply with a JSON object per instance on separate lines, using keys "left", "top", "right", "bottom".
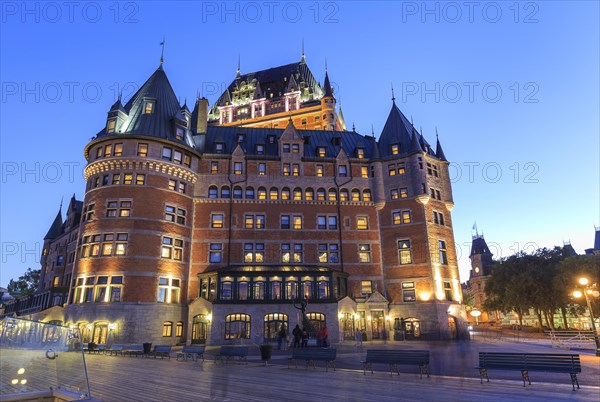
{"left": 168, "top": 179, "right": 176, "bottom": 191}
{"left": 210, "top": 162, "right": 219, "bottom": 174}
{"left": 211, "top": 214, "right": 224, "bottom": 228}
{"left": 402, "top": 282, "right": 416, "bottom": 302}
{"left": 316, "top": 164, "right": 324, "bottom": 177}
{"left": 157, "top": 277, "right": 180, "bottom": 303}
{"left": 444, "top": 281, "right": 452, "bottom": 300}
{"left": 388, "top": 164, "right": 396, "bottom": 176}
{"left": 363, "top": 190, "right": 372, "bottom": 202}
{"left": 398, "top": 240, "right": 412, "bottom": 265}
{"left": 269, "top": 187, "right": 278, "bottom": 200}
{"left": 361, "top": 280, "right": 372, "bottom": 296}
{"left": 162, "top": 321, "right": 173, "bottom": 337}
{"left": 283, "top": 164, "right": 291, "bottom": 176}
{"left": 356, "top": 148, "right": 365, "bottom": 158}
{"left": 305, "top": 188, "right": 314, "bottom": 201}
{"left": 104, "top": 144, "right": 113, "bottom": 157}
{"left": 161, "top": 237, "right": 183, "bottom": 260}
{"left": 402, "top": 210, "right": 411, "bottom": 224}
{"left": 178, "top": 182, "right": 186, "bottom": 194}
{"left": 112, "top": 174, "right": 120, "bottom": 185}
{"left": 356, "top": 216, "right": 368, "bottom": 230}
{"left": 107, "top": 119, "right": 116, "bottom": 133}
{"left": 244, "top": 243, "right": 264, "bottom": 263}
{"left": 245, "top": 214, "right": 265, "bottom": 229}
{"left": 114, "top": 143, "right": 123, "bottom": 156}
{"left": 317, "top": 188, "right": 326, "bottom": 201}
{"left": 391, "top": 144, "right": 399, "bottom": 155}
{"left": 173, "top": 150, "right": 183, "bottom": 164}
{"left": 258, "top": 163, "right": 266, "bottom": 176}
{"left": 292, "top": 164, "right": 300, "bottom": 176}
{"left": 293, "top": 188, "right": 302, "bottom": 200}
{"left": 358, "top": 244, "right": 371, "bottom": 263}
{"left": 137, "top": 143, "right": 148, "bottom": 157}
{"left": 281, "top": 188, "right": 290, "bottom": 200}
{"left": 176, "top": 322, "right": 184, "bottom": 337}
{"left": 317, "top": 147, "right": 326, "bottom": 157}
{"left": 318, "top": 244, "right": 339, "bottom": 263}
{"left": 361, "top": 166, "right": 368, "bottom": 178}
{"left": 292, "top": 144, "right": 300, "bottom": 153}
{"left": 351, "top": 189, "right": 360, "bottom": 201}
{"left": 340, "top": 189, "right": 349, "bottom": 201}
{"left": 144, "top": 101, "right": 154, "bottom": 114}
{"left": 135, "top": 174, "right": 145, "bottom": 185}
{"left": 398, "top": 163, "right": 406, "bottom": 174}
{"left": 234, "top": 162, "right": 243, "bottom": 175}
{"left": 328, "top": 188, "right": 337, "bottom": 201}
{"left": 225, "top": 314, "right": 251, "bottom": 339}
{"left": 257, "top": 187, "right": 267, "bottom": 200}
{"left": 391, "top": 189, "right": 399, "bottom": 200}
{"left": 392, "top": 211, "right": 401, "bottom": 225}
{"left": 293, "top": 216, "right": 302, "bottom": 230}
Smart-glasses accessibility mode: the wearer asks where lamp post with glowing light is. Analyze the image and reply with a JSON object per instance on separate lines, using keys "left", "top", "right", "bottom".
{"left": 572, "top": 277, "right": 600, "bottom": 356}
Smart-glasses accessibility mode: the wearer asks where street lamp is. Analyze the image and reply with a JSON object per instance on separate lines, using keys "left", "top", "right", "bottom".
{"left": 572, "top": 276, "right": 600, "bottom": 357}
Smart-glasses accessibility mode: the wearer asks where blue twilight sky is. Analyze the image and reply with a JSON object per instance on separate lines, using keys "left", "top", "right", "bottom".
{"left": 1, "top": 1, "right": 599, "bottom": 288}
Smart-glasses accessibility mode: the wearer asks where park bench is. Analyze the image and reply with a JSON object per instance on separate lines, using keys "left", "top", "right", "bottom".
{"left": 106, "top": 344, "right": 124, "bottom": 356}
{"left": 122, "top": 344, "right": 144, "bottom": 357}
{"left": 546, "top": 331, "right": 596, "bottom": 350}
{"left": 86, "top": 344, "right": 106, "bottom": 355}
{"left": 151, "top": 345, "right": 172, "bottom": 359}
{"left": 477, "top": 352, "right": 581, "bottom": 390}
{"left": 362, "top": 350, "right": 430, "bottom": 378}
{"left": 214, "top": 346, "right": 249, "bottom": 364}
{"left": 176, "top": 345, "right": 206, "bottom": 362}
{"left": 288, "top": 348, "right": 337, "bottom": 372}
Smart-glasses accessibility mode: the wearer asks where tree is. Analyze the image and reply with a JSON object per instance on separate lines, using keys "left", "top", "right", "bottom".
{"left": 7, "top": 267, "right": 40, "bottom": 297}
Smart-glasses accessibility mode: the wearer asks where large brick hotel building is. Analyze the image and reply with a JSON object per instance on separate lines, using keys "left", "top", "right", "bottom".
{"left": 4, "top": 55, "right": 468, "bottom": 345}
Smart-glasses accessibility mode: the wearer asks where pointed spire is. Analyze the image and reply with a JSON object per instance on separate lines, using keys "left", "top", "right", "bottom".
{"left": 391, "top": 83, "right": 396, "bottom": 103}
{"left": 371, "top": 124, "right": 375, "bottom": 138}
{"left": 409, "top": 127, "right": 423, "bottom": 153}
{"left": 159, "top": 36, "right": 166, "bottom": 67}
{"left": 44, "top": 202, "right": 64, "bottom": 240}
{"left": 435, "top": 127, "right": 448, "bottom": 161}
{"left": 352, "top": 123, "right": 356, "bottom": 132}
{"left": 236, "top": 54, "right": 241, "bottom": 78}
{"left": 301, "top": 38, "right": 306, "bottom": 63}
{"left": 323, "top": 69, "right": 334, "bottom": 98}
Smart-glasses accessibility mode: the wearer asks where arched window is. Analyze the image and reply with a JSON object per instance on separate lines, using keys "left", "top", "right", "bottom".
{"left": 316, "top": 188, "right": 326, "bottom": 201}
{"left": 162, "top": 321, "right": 173, "bottom": 337}
{"left": 264, "top": 313, "right": 289, "bottom": 342}
{"left": 269, "top": 187, "right": 279, "bottom": 200}
{"left": 351, "top": 189, "right": 361, "bottom": 201}
{"left": 208, "top": 185, "right": 218, "bottom": 199}
{"left": 221, "top": 186, "right": 230, "bottom": 198}
{"left": 233, "top": 186, "right": 243, "bottom": 199}
{"left": 305, "top": 188, "right": 314, "bottom": 201}
{"left": 257, "top": 187, "right": 267, "bottom": 200}
{"left": 191, "top": 314, "right": 207, "bottom": 344}
{"left": 340, "top": 189, "right": 349, "bottom": 201}
{"left": 363, "top": 189, "right": 372, "bottom": 202}
{"left": 306, "top": 312, "right": 326, "bottom": 333}
{"left": 224, "top": 313, "right": 251, "bottom": 340}
{"left": 293, "top": 187, "right": 303, "bottom": 200}
{"left": 328, "top": 188, "right": 337, "bottom": 201}
{"left": 281, "top": 187, "right": 290, "bottom": 200}
{"left": 245, "top": 186, "right": 255, "bottom": 199}
{"left": 175, "top": 321, "right": 184, "bottom": 337}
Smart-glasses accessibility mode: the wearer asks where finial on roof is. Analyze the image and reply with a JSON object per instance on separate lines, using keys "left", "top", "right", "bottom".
{"left": 159, "top": 36, "right": 166, "bottom": 66}
{"left": 371, "top": 124, "right": 375, "bottom": 137}
{"left": 301, "top": 38, "right": 305, "bottom": 63}
{"left": 391, "top": 83, "right": 395, "bottom": 103}
{"left": 237, "top": 54, "right": 241, "bottom": 78}
{"left": 410, "top": 115, "right": 414, "bottom": 127}
{"left": 435, "top": 126, "right": 439, "bottom": 139}
{"left": 118, "top": 91, "right": 122, "bottom": 102}
{"left": 59, "top": 196, "right": 63, "bottom": 211}
{"left": 352, "top": 123, "right": 356, "bottom": 132}
{"left": 196, "top": 89, "right": 200, "bottom": 99}
{"left": 325, "top": 58, "right": 328, "bottom": 72}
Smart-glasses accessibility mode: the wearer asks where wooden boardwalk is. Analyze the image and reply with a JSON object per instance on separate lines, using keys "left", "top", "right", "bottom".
{"left": 82, "top": 354, "right": 600, "bottom": 402}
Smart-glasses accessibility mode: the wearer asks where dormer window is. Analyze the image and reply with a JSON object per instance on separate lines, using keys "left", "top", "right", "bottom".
{"left": 215, "top": 143, "right": 224, "bottom": 154}
{"left": 107, "top": 119, "right": 116, "bottom": 134}
{"left": 144, "top": 100, "right": 155, "bottom": 114}
{"left": 256, "top": 144, "right": 264, "bottom": 155}
{"left": 338, "top": 165, "right": 348, "bottom": 177}
{"left": 238, "top": 134, "right": 245, "bottom": 143}
{"left": 317, "top": 147, "right": 326, "bottom": 157}
{"left": 292, "top": 144, "right": 300, "bottom": 153}
{"left": 391, "top": 144, "right": 399, "bottom": 155}
{"left": 356, "top": 148, "right": 365, "bottom": 159}
{"left": 283, "top": 144, "right": 291, "bottom": 153}
{"left": 268, "top": 135, "right": 276, "bottom": 144}
{"left": 175, "top": 127, "right": 185, "bottom": 140}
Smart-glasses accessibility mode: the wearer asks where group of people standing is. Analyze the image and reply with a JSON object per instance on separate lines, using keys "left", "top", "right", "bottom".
{"left": 276, "top": 324, "right": 329, "bottom": 349}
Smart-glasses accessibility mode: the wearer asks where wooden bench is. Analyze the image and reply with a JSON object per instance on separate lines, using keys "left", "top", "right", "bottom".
{"left": 362, "top": 350, "right": 430, "bottom": 378}
{"left": 477, "top": 352, "right": 581, "bottom": 390}
{"left": 288, "top": 348, "right": 337, "bottom": 372}
{"left": 176, "top": 345, "right": 205, "bottom": 362}
{"left": 122, "top": 344, "right": 144, "bottom": 357}
{"left": 214, "top": 346, "right": 249, "bottom": 364}
{"left": 106, "top": 344, "right": 124, "bottom": 356}
{"left": 151, "top": 345, "right": 172, "bottom": 359}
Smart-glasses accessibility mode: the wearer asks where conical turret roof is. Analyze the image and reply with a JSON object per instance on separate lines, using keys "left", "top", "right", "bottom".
{"left": 44, "top": 208, "right": 63, "bottom": 240}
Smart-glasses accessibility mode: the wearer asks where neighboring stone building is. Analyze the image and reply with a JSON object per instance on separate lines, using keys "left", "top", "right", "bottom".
{"left": 584, "top": 227, "right": 600, "bottom": 255}
{"left": 465, "top": 234, "right": 499, "bottom": 323}
{"left": 3, "top": 55, "right": 468, "bottom": 345}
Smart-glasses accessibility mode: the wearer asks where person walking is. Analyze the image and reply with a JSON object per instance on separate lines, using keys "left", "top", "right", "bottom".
{"left": 301, "top": 328, "right": 309, "bottom": 348}
{"left": 277, "top": 325, "right": 287, "bottom": 350}
{"left": 292, "top": 324, "right": 301, "bottom": 348}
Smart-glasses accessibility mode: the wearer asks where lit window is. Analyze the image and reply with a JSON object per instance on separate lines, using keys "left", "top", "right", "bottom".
{"left": 176, "top": 322, "right": 184, "bottom": 337}
{"left": 145, "top": 101, "right": 154, "bottom": 114}
{"left": 391, "top": 144, "right": 399, "bottom": 155}
{"left": 392, "top": 211, "right": 401, "bottom": 225}
{"left": 234, "top": 162, "right": 243, "bottom": 175}
{"left": 137, "top": 143, "right": 148, "bottom": 157}
{"left": 258, "top": 163, "right": 266, "bottom": 176}
{"left": 114, "top": 143, "right": 123, "bottom": 156}
{"left": 305, "top": 188, "right": 314, "bottom": 201}
{"left": 244, "top": 243, "right": 264, "bottom": 263}
{"left": 351, "top": 189, "right": 360, "bottom": 201}
{"left": 363, "top": 190, "right": 372, "bottom": 202}
{"left": 358, "top": 244, "right": 371, "bottom": 263}
{"left": 340, "top": 189, "right": 349, "bottom": 201}
{"left": 317, "top": 147, "right": 326, "bottom": 157}
{"left": 281, "top": 188, "right": 290, "bottom": 200}
{"left": 104, "top": 144, "right": 113, "bottom": 157}
{"left": 398, "top": 240, "right": 412, "bottom": 265}
{"left": 257, "top": 187, "right": 267, "bottom": 200}
{"left": 283, "top": 164, "right": 291, "bottom": 176}
{"left": 400, "top": 188, "right": 408, "bottom": 198}
{"left": 357, "top": 148, "right": 365, "bottom": 159}
{"left": 162, "top": 321, "right": 173, "bottom": 337}
{"left": 292, "top": 164, "right": 300, "bottom": 176}
{"left": 173, "top": 150, "right": 183, "bottom": 164}
{"left": 402, "top": 282, "right": 416, "bottom": 302}
{"left": 361, "top": 166, "right": 368, "bottom": 178}
{"left": 388, "top": 164, "right": 396, "bottom": 176}
{"left": 398, "top": 163, "right": 406, "bottom": 175}
{"left": 158, "top": 277, "right": 180, "bottom": 304}
{"left": 107, "top": 119, "right": 116, "bottom": 133}
{"left": 317, "top": 188, "right": 326, "bottom": 201}
{"left": 328, "top": 189, "right": 337, "bottom": 201}
{"left": 112, "top": 174, "right": 120, "bottom": 185}
{"left": 211, "top": 214, "right": 224, "bottom": 228}
{"left": 225, "top": 314, "right": 251, "bottom": 339}
{"left": 210, "top": 162, "right": 219, "bottom": 174}
{"left": 361, "top": 280, "right": 372, "bottom": 295}
{"left": 402, "top": 211, "right": 411, "bottom": 224}
{"left": 293, "top": 216, "right": 302, "bottom": 230}
{"left": 391, "top": 189, "right": 399, "bottom": 200}
{"left": 316, "top": 164, "right": 324, "bottom": 177}
{"left": 269, "top": 188, "right": 278, "bottom": 200}
{"left": 293, "top": 188, "right": 302, "bottom": 200}
{"left": 292, "top": 144, "right": 300, "bottom": 153}
{"left": 178, "top": 182, "right": 186, "bottom": 194}
{"left": 136, "top": 174, "right": 145, "bottom": 185}
{"left": 357, "top": 216, "right": 368, "bottom": 230}
{"left": 161, "top": 237, "right": 183, "bottom": 261}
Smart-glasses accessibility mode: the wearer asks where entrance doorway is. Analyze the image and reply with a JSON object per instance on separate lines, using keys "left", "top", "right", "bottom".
{"left": 92, "top": 322, "right": 108, "bottom": 345}
{"left": 371, "top": 311, "right": 385, "bottom": 339}
{"left": 191, "top": 314, "right": 208, "bottom": 344}
{"left": 448, "top": 316, "right": 458, "bottom": 339}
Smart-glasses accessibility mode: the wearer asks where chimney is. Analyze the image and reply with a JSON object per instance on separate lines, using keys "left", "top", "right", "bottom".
{"left": 196, "top": 97, "right": 208, "bottom": 134}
